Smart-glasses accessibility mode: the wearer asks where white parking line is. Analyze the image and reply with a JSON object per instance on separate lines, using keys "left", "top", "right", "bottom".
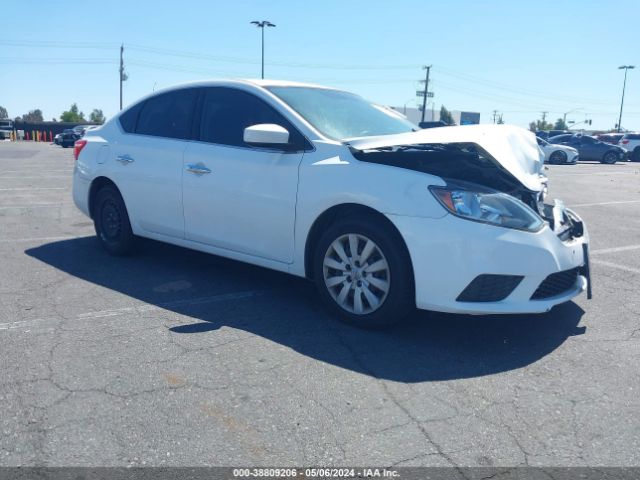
{"left": 591, "top": 244, "right": 640, "bottom": 255}
{"left": 554, "top": 171, "right": 638, "bottom": 177}
{"left": 0, "top": 290, "right": 265, "bottom": 332}
{"left": 570, "top": 200, "right": 640, "bottom": 207}
{"left": 0, "top": 203, "right": 73, "bottom": 209}
{"left": 0, "top": 170, "right": 72, "bottom": 174}
{"left": 0, "top": 235, "right": 77, "bottom": 243}
{"left": 0, "top": 176, "right": 70, "bottom": 179}
{"left": 0, "top": 187, "right": 66, "bottom": 192}
{"left": 591, "top": 259, "right": 640, "bottom": 275}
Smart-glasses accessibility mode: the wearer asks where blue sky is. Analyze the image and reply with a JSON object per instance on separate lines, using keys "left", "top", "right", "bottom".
{"left": 2, "top": 0, "right": 638, "bottom": 130}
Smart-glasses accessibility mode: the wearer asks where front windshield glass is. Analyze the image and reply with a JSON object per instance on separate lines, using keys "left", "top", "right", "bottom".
{"left": 267, "top": 86, "right": 416, "bottom": 140}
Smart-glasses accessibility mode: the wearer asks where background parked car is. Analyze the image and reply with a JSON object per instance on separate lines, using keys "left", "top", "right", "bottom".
{"left": 536, "top": 130, "right": 573, "bottom": 140}
{"left": 536, "top": 137, "right": 578, "bottom": 164}
{"left": 619, "top": 133, "right": 640, "bottom": 161}
{"left": 596, "top": 133, "right": 624, "bottom": 145}
{"left": 59, "top": 131, "right": 78, "bottom": 148}
{"left": 548, "top": 134, "right": 626, "bottom": 164}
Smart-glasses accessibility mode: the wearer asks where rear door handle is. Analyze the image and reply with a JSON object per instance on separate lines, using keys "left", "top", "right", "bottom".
{"left": 186, "top": 163, "right": 211, "bottom": 175}
{"left": 116, "top": 154, "right": 134, "bottom": 164}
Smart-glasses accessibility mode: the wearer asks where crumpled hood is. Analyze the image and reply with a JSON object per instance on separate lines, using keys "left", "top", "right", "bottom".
{"left": 346, "top": 124, "right": 545, "bottom": 192}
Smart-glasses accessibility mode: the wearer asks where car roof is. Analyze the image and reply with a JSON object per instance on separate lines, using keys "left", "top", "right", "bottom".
{"left": 151, "top": 78, "right": 338, "bottom": 93}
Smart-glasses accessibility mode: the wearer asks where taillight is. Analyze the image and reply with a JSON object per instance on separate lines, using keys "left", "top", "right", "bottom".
{"left": 621, "top": 140, "right": 629, "bottom": 144}
{"left": 74, "top": 139, "right": 87, "bottom": 160}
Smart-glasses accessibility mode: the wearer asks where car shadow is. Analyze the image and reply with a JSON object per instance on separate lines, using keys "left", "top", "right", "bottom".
{"left": 25, "top": 237, "right": 586, "bottom": 383}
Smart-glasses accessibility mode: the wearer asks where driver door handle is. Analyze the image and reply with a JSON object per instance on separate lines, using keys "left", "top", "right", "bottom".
{"left": 116, "top": 154, "right": 135, "bottom": 164}
{"left": 186, "top": 163, "right": 212, "bottom": 175}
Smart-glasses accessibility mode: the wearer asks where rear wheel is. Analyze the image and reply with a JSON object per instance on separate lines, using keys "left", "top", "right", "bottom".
{"left": 601, "top": 151, "right": 618, "bottom": 164}
{"left": 93, "top": 186, "right": 135, "bottom": 255}
{"left": 313, "top": 216, "right": 414, "bottom": 328}
{"left": 549, "top": 151, "right": 567, "bottom": 164}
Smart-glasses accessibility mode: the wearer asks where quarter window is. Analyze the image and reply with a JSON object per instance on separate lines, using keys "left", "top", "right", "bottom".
{"left": 199, "top": 87, "right": 306, "bottom": 149}
{"left": 136, "top": 89, "right": 199, "bottom": 139}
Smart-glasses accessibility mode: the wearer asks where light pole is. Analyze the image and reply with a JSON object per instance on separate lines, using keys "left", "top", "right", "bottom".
{"left": 563, "top": 108, "right": 582, "bottom": 125}
{"left": 251, "top": 20, "right": 276, "bottom": 79}
{"left": 617, "top": 65, "right": 635, "bottom": 133}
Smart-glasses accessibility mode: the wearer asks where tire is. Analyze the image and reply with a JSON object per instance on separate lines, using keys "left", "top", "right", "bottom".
{"left": 549, "top": 151, "right": 567, "bottom": 164}
{"left": 632, "top": 148, "right": 640, "bottom": 162}
{"left": 93, "top": 185, "right": 135, "bottom": 255}
{"left": 312, "top": 215, "right": 414, "bottom": 328}
{"left": 601, "top": 151, "right": 618, "bottom": 164}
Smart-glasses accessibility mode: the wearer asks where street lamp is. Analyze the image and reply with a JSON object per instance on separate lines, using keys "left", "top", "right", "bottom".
{"left": 563, "top": 108, "right": 582, "bottom": 125}
{"left": 251, "top": 20, "right": 276, "bottom": 79}
{"left": 617, "top": 65, "right": 635, "bottom": 133}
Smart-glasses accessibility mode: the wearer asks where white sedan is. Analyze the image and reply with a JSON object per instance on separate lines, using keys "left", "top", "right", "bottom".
{"left": 72, "top": 80, "right": 590, "bottom": 327}
{"left": 537, "top": 137, "right": 579, "bottom": 164}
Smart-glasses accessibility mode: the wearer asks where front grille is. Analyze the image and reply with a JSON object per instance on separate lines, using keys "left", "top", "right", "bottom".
{"left": 531, "top": 268, "right": 580, "bottom": 300}
{"left": 456, "top": 274, "right": 524, "bottom": 302}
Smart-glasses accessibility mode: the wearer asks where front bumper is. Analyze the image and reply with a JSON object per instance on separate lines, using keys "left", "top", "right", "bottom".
{"left": 388, "top": 209, "right": 589, "bottom": 315}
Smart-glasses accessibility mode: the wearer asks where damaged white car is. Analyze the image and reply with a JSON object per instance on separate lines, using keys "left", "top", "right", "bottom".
{"left": 72, "top": 80, "right": 591, "bottom": 327}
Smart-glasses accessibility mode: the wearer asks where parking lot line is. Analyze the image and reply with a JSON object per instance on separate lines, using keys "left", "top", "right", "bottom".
{"left": 570, "top": 200, "right": 640, "bottom": 207}
{"left": 0, "top": 175, "right": 70, "bottom": 179}
{"left": 0, "top": 187, "right": 67, "bottom": 191}
{"left": 591, "top": 259, "right": 640, "bottom": 275}
{"left": 0, "top": 235, "right": 78, "bottom": 243}
{"left": 591, "top": 244, "right": 640, "bottom": 255}
{"left": 0, "top": 203, "right": 74, "bottom": 209}
{"left": 0, "top": 290, "right": 266, "bottom": 333}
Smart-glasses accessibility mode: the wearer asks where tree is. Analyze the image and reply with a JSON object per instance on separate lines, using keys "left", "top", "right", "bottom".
{"left": 497, "top": 114, "right": 505, "bottom": 124}
{"left": 89, "top": 109, "right": 106, "bottom": 124}
{"left": 22, "top": 109, "right": 44, "bottom": 123}
{"left": 0, "top": 106, "right": 8, "bottom": 119}
{"left": 529, "top": 119, "right": 554, "bottom": 132}
{"left": 60, "top": 103, "right": 85, "bottom": 123}
{"left": 553, "top": 118, "right": 568, "bottom": 130}
{"left": 439, "top": 105, "right": 455, "bottom": 125}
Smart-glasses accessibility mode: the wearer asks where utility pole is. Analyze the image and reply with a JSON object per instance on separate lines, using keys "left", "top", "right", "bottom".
{"left": 119, "top": 44, "right": 124, "bottom": 110}
{"left": 541, "top": 111, "right": 548, "bottom": 122}
{"left": 419, "top": 65, "right": 431, "bottom": 123}
{"left": 492, "top": 110, "right": 498, "bottom": 124}
{"left": 617, "top": 65, "right": 635, "bottom": 133}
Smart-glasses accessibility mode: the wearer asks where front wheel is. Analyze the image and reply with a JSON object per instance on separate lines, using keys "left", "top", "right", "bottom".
{"left": 549, "top": 151, "right": 567, "bottom": 164}
{"left": 313, "top": 216, "right": 414, "bottom": 328}
{"left": 93, "top": 186, "right": 135, "bottom": 255}
{"left": 601, "top": 151, "right": 618, "bottom": 164}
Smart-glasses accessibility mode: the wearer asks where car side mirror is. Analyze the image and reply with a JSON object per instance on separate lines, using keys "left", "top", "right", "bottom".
{"left": 243, "top": 124, "right": 293, "bottom": 150}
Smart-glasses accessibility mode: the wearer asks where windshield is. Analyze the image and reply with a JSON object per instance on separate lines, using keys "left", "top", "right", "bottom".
{"left": 267, "top": 86, "right": 416, "bottom": 140}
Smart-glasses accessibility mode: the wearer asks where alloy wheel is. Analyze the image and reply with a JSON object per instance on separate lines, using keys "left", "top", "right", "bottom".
{"left": 322, "top": 233, "right": 391, "bottom": 315}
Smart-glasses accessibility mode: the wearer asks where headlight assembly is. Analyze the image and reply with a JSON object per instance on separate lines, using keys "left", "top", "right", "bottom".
{"left": 430, "top": 186, "right": 544, "bottom": 232}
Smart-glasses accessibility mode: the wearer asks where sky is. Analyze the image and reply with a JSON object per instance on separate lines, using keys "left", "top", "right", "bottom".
{"left": 2, "top": 0, "right": 639, "bottom": 131}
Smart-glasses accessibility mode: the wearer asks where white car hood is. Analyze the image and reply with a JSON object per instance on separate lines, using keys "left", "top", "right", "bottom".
{"left": 346, "top": 124, "right": 545, "bottom": 191}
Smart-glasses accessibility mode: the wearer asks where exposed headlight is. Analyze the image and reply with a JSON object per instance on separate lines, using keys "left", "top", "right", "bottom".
{"left": 430, "top": 186, "right": 544, "bottom": 232}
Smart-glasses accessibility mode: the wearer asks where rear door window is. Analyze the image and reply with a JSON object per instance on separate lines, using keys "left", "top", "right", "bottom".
{"left": 136, "top": 89, "right": 199, "bottom": 140}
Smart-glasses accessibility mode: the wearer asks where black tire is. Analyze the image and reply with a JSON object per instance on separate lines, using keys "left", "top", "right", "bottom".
{"left": 632, "top": 148, "right": 640, "bottom": 162}
{"left": 93, "top": 185, "right": 135, "bottom": 255}
{"left": 312, "top": 215, "right": 414, "bottom": 328}
{"left": 601, "top": 151, "right": 618, "bottom": 164}
{"left": 549, "top": 151, "right": 567, "bottom": 164}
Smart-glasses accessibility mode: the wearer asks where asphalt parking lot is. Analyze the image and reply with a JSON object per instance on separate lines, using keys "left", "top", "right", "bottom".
{"left": 1, "top": 141, "right": 639, "bottom": 468}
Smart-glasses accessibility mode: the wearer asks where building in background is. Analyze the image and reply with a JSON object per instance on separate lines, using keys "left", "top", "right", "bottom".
{"left": 389, "top": 106, "right": 481, "bottom": 126}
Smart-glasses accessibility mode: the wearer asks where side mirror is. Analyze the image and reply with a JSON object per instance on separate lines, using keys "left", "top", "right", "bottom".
{"left": 243, "top": 124, "right": 291, "bottom": 149}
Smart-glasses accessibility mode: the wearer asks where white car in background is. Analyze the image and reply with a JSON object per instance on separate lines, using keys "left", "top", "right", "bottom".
{"left": 72, "top": 79, "right": 590, "bottom": 327}
{"left": 537, "top": 137, "right": 579, "bottom": 164}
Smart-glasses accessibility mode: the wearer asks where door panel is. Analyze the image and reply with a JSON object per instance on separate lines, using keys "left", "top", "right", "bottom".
{"left": 183, "top": 143, "right": 303, "bottom": 262}
{"left": 111, "top": 136, "right": 186, "bottom": 238}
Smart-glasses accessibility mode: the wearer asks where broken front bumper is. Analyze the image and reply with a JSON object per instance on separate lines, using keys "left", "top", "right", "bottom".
{"left": 387, "top": 207, "right": 590, "bottom": 315}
